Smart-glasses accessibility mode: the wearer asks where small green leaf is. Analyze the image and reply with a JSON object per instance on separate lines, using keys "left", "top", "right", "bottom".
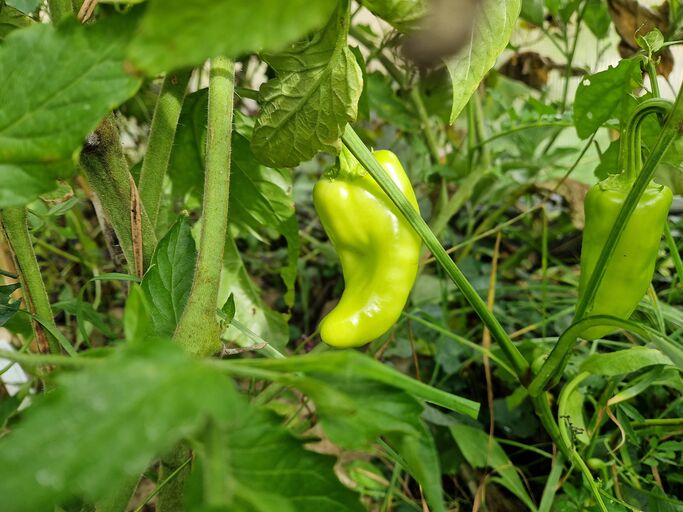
{"left": 358, "top": 0, "right": 427, "bottom": 32}
{"left": 220, "top": 293, "right": 236, "bottom": 325}
{"left": 581, "top": 347, "right": 673, "bottom": 376}
{"left": 251, "top": 1, "right": 362, "bottom": 167}
{"left": 123, "top": 284, "right": 152, "bottom": 340}
{"left": 583, "top": 0, "right": 611, "bottom": 39}
{"left": 127, "top": 0, "right": 338, "bottom": 75}
{"left": 0, "top": 15, "right": 141, "bottom": 207}
{"left": 0, "top": 283, "right": 21, "bottom": 327}
{"left": 573, "top": 57, "right": 643, "bottom": 139}
{"left": 141, "top": 215, "right": 197, "bottom": 337}
{"left": 637, "top": 28, "right": 665, "bottom": 55}
{"left": 446, "top": 0, "right": 521, "bottom": 123}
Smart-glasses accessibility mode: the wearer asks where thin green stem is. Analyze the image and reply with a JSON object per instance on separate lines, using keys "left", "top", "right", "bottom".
{"left": 560, "top": 0, "right": 588, "bottom": 111}
{"left": 349, "top": 25, "right": 441, "bottom": 164}
{"left": 174, "top": 57, "right": 235, "bottom": 357}
{"left": 646, "top": 59, "right": 661, "bottom": 98}
{"left": 475, "top": 121, "right": 573, "bottom": 149}
{"left": 342, "top": 126, "right": 530, "bottom": 381}
{"left": 139, "top": 69, "right": 193, "bottom": 228}
{"left": 0, "top": 208, "right": 60, "bottom": 354}
{"left": 409, "top": 87, "right": 441, "bottom": 162}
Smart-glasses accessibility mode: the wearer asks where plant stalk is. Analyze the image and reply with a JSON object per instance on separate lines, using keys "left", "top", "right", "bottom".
{"left": 174, "top": 57, "right": 235, "bottom": 357}
{"left": 80, "top": 117, "right": 157, "bottom": 273}
{"left": 138, "top": 69, "right": 193, "bottom": 228}
{"left": 0, "top": 208, "right": 60, "bottom": 354}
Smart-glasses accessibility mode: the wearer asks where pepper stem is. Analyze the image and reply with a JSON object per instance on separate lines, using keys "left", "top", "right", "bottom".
{"left": 619, "top": 99, "right": 671, "bottom": 183}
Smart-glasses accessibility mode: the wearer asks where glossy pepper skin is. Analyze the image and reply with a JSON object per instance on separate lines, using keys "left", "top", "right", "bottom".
{"left": 313, "top": 149, "right": 421, "bottom": 348}
{"left": 578, "top": 174, "right": 672, "bottom": 339}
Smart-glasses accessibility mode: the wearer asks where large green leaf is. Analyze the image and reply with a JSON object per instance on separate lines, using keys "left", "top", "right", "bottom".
{"left": 251, "top": 1, "right": 362, "bottom": 167}
{"left": 573, "top": 57, "right": 643, "bottom": 139}
{"left": 141, "top": 216, "right": 197, "bottom": 337}
{"left": 0, "top": 16, "right": 141, "bottom": 208}
{"left": 127, "top": 0, "right": 338, "bottom": 75}
{"left": 446, "top": 0, "right": 521, "bottom": 123}
{"left": 0, "top": 341, "right": 236, "bottom": 512}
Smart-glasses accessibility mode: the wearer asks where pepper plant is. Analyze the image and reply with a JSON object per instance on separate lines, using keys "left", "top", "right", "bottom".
{"left": 1, "top": 0, "right": 683, "bottom": 511}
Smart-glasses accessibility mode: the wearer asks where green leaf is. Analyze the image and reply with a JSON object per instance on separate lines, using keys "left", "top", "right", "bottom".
{"left": 521, "top": 0, "right": 544, "bottom": 25}
{"left": 637, "top": 28, "right": 665, "bottom": 55}
{"left": 0, "top": 340, "right": 237, "bottom": 512}
{"left": 123, "top": 284, "right": 152, "bottom": 340}
{"left": 228, "top": 350, "right": 480, "bottom": 418}
{"left": 580, "top": 347, "right": 674, "bottom": 376}
{"left": 251, "top": 1, "right": 362, "bottom": 167}
{"left": 0, "top": 282, "right": 20, "bottom": 327}
{"left": 446, "top": 0, "right": 521, "bottom": 123}
{"left": 168, "top": 89, "right": 207, "bottom": 200}
{"left": 386, "top": 425, "right": 444, "bottom": 512}
{"left": 0, "top": 15, "right": 141, "bottom": 208}
{"left": 358, "top": 0, "right": 427, "bottom": 31}
{"left": 141, "top": 215, "right": 197, "bottom": 337}
{"left": 127, "top": 0, "right": 338, "bottom": 75}
{"left": 583, "top": 0, "right": 611, "bottom": 39}
{"left": 562, "top": 387, "right": 590, "bottom": 445}
{"left": 219, "top": 236, "right": 289, "bottom": 351}
{"left": 450, "top": 423, "right": 538, "bottom": 511}
{"left": 302, "top": 377, "right": 425, "bottom": 450}
{"left": 0, "top": 3, "right": 32, "bottom": 41}
{"left": 196, "top": 407, "right": 364, "bottom": 512}
{"left": 231, "top": 135, "right": 296, "bottom": 240}
{"left": 573, "top": 57, "right": 643, "bottom": 139}
{"left": 367, "top": 71, "right": 419, "bottom": 131}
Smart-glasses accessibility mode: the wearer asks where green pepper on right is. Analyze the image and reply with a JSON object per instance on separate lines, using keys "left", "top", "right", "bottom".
{"left": 577, "top": 174, "right": 672, "bottom": 340}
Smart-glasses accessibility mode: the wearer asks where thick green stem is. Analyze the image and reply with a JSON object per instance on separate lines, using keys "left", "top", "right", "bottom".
{"left": 174, "top": 57, "right": 235, "bottom": 357}
{"left": 47, "top": 0, "right": 73, "bottom": 22}
{"left": 342, "top": 126, "right": 530, "bottom": 381}
{"left": 156, "top": 444, "right": 192, "bottom": 512}
{"left": 80, "top": 118, "right": 157, "bottom": 273}
{"left": 138, "top": 69, "right": 192, "bottom": 228}
{"left": 0, "top": 208, "right": 60, "bottom": 354}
